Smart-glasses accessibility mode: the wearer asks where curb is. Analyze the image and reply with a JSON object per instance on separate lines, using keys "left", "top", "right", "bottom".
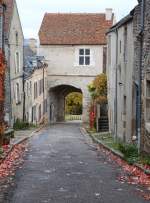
{"left": 0, "top": 125, "right": 44, "bottom": 164}
{"left": 80, "top": 127, "right": 150, "bottom": 175}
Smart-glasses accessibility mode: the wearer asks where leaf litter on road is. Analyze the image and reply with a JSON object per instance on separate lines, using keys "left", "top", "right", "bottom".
{"left": 97, "top": 144, "right": 150, "bottom": 200}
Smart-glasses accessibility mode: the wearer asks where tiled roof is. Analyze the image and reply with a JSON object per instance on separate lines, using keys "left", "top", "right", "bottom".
{"left": 39, "top": 13, "right": 113, "bottom": 45}
{"left": 4, "top": 0, "right": 14, "bottom": 35}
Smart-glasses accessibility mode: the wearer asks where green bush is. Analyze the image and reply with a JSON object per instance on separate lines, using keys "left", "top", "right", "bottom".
{"left": 118, "top": 143, "right": 138, "bottom": 164}
{"left": 13, "top": 119, "right": 29, "bottom": 130}
{"left": 140, "top": 155, "right": 150, "bottom": 165}
{"left": 0, "top": 147, "right": 3, "bottom": 154}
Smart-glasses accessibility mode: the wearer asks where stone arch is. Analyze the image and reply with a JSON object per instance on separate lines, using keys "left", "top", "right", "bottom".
{"left": 48, "top": 80, "right": 91, "bottom": 124}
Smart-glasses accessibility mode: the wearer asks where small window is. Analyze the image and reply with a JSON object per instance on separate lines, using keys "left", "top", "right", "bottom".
{"left": 16, "top": 83, "right": 20, "bottom": 104}
{"left": 27, "top": 82, "right": 29, "bottom": 96}
{"left": 124, "top": 26, "right": 127, "bottom": 62}
{"left": 34, "top": 82, "right": 38, "bottom": 99}
{"left": 15, "top": 52, "right": 20, "bottom": 73}
{"left": 39, "top": 104, "right": 41, "bottom": 121}
{"left": 146, "top": 80, "right": 150, "bottom": 97}
{"left": 16, "top": 31, "right": 18, "bottom": 46}
{"left": 30, "top": 81, "right": 32, "bottom": 95}
{"left": 119, "top": 40, "right": 122, "bottom": 54}
{"left": 79, "top": 48, "right": 91, "bottom": 66}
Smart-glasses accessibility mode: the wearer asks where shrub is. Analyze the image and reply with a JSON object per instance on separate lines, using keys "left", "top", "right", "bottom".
{"left": 118, "top": 143, "right": 138, "bottom": 164}
{"left": 13, "top": 119, "right": 29, "bottom": 130}
{"left": 0, "top": 147, "right": 3, "bottom": 155}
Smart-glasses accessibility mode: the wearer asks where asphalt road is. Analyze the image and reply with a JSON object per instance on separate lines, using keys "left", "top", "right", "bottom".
{"left": 3, "top": 123, "right": 149, "bottom": 203}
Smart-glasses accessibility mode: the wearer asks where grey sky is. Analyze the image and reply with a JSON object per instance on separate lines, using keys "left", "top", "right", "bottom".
{"left": 16, "top": 0, "right": 138, "bottom": 39}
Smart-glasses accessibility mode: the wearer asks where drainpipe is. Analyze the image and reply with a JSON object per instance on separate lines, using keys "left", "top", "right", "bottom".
{"left": 22, "top": 67, "right": 25, "bottom": 122}
{"left": 115, "top": 29, "right": 118, "bottom": 140}
{"left": 137, "top": 0, "right": 145, "bottom": 153}
{"left": 43, "top": 64, "right": 45, "bottom": 119}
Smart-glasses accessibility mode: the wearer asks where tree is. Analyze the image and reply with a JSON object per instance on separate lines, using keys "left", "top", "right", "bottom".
{"left": 65, "top": 92, "right": 83, "bottom": 115}
{"left": 88, "top": 73, "right": 107, "bottom": 104}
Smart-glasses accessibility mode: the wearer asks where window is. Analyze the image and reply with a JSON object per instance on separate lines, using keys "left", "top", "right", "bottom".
{"left": 34, "top": 82, "right": 38, "bottom": 99}
{"left": 123, "top": 95, "right": 127, "bottom": 115}
{"left": 43, "top": 99, "right": 47, "bottom": 114}
{"left": 39, "top": 79, "right": 44, "bottom": 96}
{"left": 79, "top": 49, "right": 90, "bottom": 65}
{"left": 15, "top": 52, "right": 20, "bottom": 73}
{"left": 39, "top": 80, "right": 41, "bottom": 95}
{"left": 124, "top": 26, "right": 127, "bottom": 62}
{"left": 27, "top": 82, "right": 29, "bottom": 96}
{"left": 119, "top": 40, "right": 122, "bottom": 54}
{"left": 32, "top": 106, "right": 36, "bottom": 122}
{"left": 15, "top": 83, "right": 20, "bottom": 104}
{"left": 16, "top": 31, "right": 18, "bottom": 46}
{"left": 146, "top": 80, "right": 150, "bottom": 97}
{"left": 39, "top": 104, "right": 41, "bottom": 121}
{"left": 30, "top": 81, "right": 32, "bottom": 96}
{"left": 145, "top": 79, "right": 150, "bottom": 122}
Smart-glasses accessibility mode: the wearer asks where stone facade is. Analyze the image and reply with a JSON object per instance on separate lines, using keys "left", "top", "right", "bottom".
{"left": 4, "top": 0, "right": 24, "bottom": 126}
{"left": 39, "top": 45, "right": 106, "bottom": 123}
{"left": 133, "top": 0, "right": 150, "bottom": 154}
{"left": 107, "top": 0, "right": 150, "bottom": 154}
{"left": 24, "top": 57, "right": 48, "bottom": 124}
{"left": 39, "top": 11, "right": 114, "bottom": 124}
{"left": 107, "top": 14, "right": 135, "bottom": 142}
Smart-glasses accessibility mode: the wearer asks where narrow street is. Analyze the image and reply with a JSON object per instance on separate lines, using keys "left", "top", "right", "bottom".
{"left": 2, "top": 123, "right": 149, "bottom": 203}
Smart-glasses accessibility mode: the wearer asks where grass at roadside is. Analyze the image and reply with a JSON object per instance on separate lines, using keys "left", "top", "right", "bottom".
{"left": 87, "top": 129, "right": 150, "bottom": 167}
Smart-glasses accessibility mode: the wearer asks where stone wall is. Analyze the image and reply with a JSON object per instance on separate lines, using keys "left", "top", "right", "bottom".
{"left": 4, "top": 1, "right": 24, "bottom": 126}
{"left": 133, "top": 0, "right": 150, "bottom": 154}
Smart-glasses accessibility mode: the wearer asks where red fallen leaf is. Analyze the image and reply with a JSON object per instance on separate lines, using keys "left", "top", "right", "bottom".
{"left": 143, "top": 193, "right": 150, "bottom": 200}
{"left": 0, "top": 142, "right": 27, "bottom": 179}
{"left": 97, "top": 144, "right": 150, "bottom": 190}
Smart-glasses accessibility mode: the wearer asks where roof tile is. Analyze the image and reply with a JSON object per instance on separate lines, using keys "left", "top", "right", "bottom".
{"left": 39, "top": 13, "right": 113, "bottom": 45}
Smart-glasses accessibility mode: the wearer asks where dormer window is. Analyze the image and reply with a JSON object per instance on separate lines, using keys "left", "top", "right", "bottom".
{"left": 79, "top": 49, "right": 90, "bottom": 66}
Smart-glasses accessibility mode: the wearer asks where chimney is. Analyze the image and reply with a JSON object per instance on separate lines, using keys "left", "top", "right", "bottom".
{"left": 105, "top": 8, "right": 113, "bottom": 21}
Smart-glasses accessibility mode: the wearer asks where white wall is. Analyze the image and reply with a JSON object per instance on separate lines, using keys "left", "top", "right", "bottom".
{"left": 39, "top": 44, "right": 105, "bottom": 123}
{"left": 39, "top": 45, "right": 104, "bottom": 76}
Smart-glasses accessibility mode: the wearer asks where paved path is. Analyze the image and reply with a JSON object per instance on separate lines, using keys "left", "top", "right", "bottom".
{"left": 3, "top": 123, "right": 149, "bottom": 203}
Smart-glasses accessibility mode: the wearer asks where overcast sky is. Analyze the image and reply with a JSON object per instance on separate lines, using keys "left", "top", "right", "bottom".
{"left": 16, "top": 0, "right": 138, "bottom": 39}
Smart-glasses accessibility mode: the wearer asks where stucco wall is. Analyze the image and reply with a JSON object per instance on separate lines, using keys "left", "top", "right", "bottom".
{"left": 25, "top": 67, "right": 48, "bottom": 124}
{"left": 107, "top": 20, "right": 134, "bottom": 142}
{"left": 39, "top": 45, "right": 105, "bottom": 123}
{"left": 39, "top": 45, "right": 104, "bottom": 76}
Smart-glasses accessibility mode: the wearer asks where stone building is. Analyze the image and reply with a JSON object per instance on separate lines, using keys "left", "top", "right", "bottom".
{"left": 107, "top": 11, "right": 135, "bottom": 142}
{"left": 4, "top": 0, "right": 24, "bottom": 126}
{"left": 39, "top": 10, "right": 114, "bottom": 123}
{"left": 107, "top": 0, "right": 150, "bottom": 154}
{"left": 133, "top": 0, "right": 150, "bottom": 153}
{"left": 24, "top": 56, "right": 48, "bottom": 124}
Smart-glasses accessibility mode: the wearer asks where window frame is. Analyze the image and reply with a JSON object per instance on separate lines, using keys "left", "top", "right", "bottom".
{"left": 79, "top": 48, "right": 91, "bottom": 66}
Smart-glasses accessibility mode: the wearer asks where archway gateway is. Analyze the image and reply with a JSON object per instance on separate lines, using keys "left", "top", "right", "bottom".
{"left": 48, "top": 84, "right": 90, "bottom": 123}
